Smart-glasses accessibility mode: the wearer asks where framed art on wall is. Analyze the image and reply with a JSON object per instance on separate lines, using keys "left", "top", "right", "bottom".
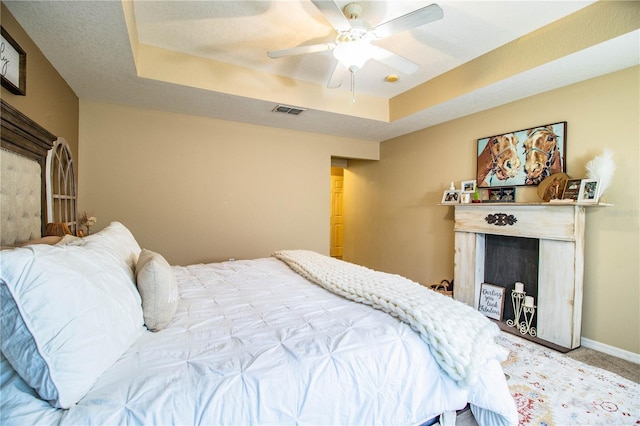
{"left": 476, "top": 122, "right": 566, "bottom": 188}
{"left": 1, "top": 26, "right": 27, "bottom": 96}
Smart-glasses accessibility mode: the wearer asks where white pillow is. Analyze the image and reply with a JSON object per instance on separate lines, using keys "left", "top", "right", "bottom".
{"left": 136, "top": 249, "right": 179, "bottom": 332}
{"left": 56, "top": 234, "right": 83, "bottom": 245}
{"left": 81, "top": 221, "right": 142, "bottom": 271}
{"left": 0, "top": 243, "right": 145, "bottom": 408}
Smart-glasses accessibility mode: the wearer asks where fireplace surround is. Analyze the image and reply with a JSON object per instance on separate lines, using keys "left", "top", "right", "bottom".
{"left": 453, "top": 203, "right": 588, "bottom": 351}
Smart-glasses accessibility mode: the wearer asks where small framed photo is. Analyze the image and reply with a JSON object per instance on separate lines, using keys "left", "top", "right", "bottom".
{"left": 478, "top": 283, "right": 505, "bottom": 320}
{"left": 461, "top": 180, "right": 477, "bottom": 193}
{"left": 487, "top": 186, "right": 516, "bottom": 202}
{"left": 460, "top": 193, "right": 471, "bottom": 203}
{"left": 441, "top": 190, "right": 461, "bottom": 204}
{"left": 577, "top": 179, "right": 599, "bottom": 203}
{"left": 562, "top": 178, "right": 582, "bottom": 200}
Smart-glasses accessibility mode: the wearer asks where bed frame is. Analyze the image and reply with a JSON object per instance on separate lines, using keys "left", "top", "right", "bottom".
{"left": 0, "top": 99, "right": 56, "bottom": 243}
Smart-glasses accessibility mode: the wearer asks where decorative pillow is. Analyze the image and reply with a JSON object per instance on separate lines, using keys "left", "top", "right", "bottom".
{"left": 135, "top": 249, "right": 179, "bottom": 332}
{"left": 0, "top": 243, "right": 145, "bottom": 408}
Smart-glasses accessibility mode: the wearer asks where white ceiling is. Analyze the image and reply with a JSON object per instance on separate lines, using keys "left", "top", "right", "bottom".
{"left": 4, "top": 1, "right": 639, "bottom": 142}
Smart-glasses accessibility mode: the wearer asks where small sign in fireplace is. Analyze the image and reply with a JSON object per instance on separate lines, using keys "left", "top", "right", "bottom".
{"left": 478, "top": 283, "right": 505, "bottom": 320}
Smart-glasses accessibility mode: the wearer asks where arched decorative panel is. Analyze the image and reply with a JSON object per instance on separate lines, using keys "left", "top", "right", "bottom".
{"left": 46, "top": 138, "right": 78, "bottom": 235}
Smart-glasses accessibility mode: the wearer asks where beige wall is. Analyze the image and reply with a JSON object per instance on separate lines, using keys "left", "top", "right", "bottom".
{"left": 78, "top": 100, "right": 379, "bottom": 266}
{"left": 345, "top": 66, "right": 640, "bottom": 354}
{"left": 5, "top": 1, "right": 637, "bottom": 354}
{"left": 0, "top": 4, "right": 78, "bottom": 162}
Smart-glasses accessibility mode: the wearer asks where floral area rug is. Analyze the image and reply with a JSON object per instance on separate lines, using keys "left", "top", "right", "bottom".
{"left": 496, "top": 332, "right": 639, "bottom": 426}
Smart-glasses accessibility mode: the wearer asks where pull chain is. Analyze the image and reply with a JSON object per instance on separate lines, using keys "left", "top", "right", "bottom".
{"left": 350, "top": 70, "right": 356, "bottom": 103}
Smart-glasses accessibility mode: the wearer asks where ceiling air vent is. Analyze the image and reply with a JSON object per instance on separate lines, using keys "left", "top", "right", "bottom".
{"left": 273, "top": 104, "right": 306, "bottom": 115}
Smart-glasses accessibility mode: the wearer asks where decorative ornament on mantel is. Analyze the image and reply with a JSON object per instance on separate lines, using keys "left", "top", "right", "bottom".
{"left": 537, "top": 172, "right": 570, "bottom": 201}
{"left": 585, "top": 149, "right": 615, "bottom": 200}
{"left": 79, "top": 211, "right": 97, "bottom": 235}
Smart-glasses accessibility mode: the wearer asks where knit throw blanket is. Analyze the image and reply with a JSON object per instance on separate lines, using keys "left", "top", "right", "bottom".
{"left": 273, "top": 250, "right": 506, "bottom": 388}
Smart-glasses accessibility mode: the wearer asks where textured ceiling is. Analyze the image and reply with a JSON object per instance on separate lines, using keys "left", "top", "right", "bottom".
{"left": 4, "top": 1, "right": 639, "bottom": 142}
{"left": 131, "top": 1, "right": 594, "bottom": 98}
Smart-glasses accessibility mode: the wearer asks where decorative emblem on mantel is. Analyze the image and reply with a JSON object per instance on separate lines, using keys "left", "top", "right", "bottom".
{"left": 485, "top": 213, "right": 517, "bottom": 226}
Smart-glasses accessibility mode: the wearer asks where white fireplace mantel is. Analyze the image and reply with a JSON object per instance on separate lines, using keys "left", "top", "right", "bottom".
{"left": 452, "top": 203, "right": 594, "bottom": 351}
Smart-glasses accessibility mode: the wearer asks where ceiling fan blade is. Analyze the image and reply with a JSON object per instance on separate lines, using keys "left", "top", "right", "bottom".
{"left": 370, "top": 46, "right": 420, "bottom": 75}
{"left": 311, "top": 0, "right": 352, "bottom": 32}
{"left": 373, "top": 3, "right": 443, "bottom": 39}
{"left": 267, "top": 43, "right": 336, "bottom": 59}
{"left": 327, "top": 62, "right": 347, "bottom": 88}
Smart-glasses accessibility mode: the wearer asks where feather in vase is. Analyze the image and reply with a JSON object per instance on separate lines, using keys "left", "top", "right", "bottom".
{"left": 585, "top": 149, "right": 615, "bottom": 197}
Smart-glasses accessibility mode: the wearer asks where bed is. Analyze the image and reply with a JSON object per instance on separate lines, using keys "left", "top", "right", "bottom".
{"left": 0, "top": 101, "right": 518, "bottom": 426}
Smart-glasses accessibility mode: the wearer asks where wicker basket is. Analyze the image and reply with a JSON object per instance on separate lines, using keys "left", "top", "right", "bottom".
{"left": 429, "top": 279, "right": 453, "bottom": 297}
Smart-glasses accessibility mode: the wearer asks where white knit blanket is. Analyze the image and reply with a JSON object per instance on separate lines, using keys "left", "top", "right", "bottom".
{"left": 273, "top": 250, "right": 507, "bottom": 388}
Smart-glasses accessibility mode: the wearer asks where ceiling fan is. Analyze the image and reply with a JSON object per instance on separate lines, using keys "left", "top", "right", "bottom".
{"left": 267, "top": 1, "right": 444, "bottom": 91}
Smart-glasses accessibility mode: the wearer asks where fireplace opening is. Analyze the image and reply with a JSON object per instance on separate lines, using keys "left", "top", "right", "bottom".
{"left": 484, "top": 235, "right": 539, "bottom": 325}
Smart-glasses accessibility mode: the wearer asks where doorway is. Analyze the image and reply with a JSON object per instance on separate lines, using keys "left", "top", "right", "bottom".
{"left": 330, "top": 166, "right": 344, "bottom": 259}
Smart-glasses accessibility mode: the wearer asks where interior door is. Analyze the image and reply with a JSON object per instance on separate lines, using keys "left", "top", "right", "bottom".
{"left": 330, "top": 170, "right": 344, "bottom": 258}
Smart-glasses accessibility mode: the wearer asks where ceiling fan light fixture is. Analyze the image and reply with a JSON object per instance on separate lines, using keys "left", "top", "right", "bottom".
{"left": 332, "top": 40, "right": 371, "bottom": 73}
{"left": 267, "top": 1, "right": 444, "bottom": 90}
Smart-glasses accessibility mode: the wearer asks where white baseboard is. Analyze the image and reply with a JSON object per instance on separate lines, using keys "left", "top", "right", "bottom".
{"left": 581, "top": 337, "right": 640, "bottom": 364}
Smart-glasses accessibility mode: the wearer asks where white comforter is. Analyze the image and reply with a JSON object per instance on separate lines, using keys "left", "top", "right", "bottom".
{"left": 1, "top": 257, "right": 517, "bottom": 425}
{"left": 274, "top": 250, "right": 507, "bottom": 388}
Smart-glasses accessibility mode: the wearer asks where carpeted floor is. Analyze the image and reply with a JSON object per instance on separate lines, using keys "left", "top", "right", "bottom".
{"left": 438, "top": 333, "right": 639, "bottom": 426}
{"left": 566, "top": 345, "right": 639, "bottom": 384}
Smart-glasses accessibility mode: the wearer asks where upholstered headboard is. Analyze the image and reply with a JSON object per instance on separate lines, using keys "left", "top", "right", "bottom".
{"left": 0, "top": 99, "right": 56, "bottom": 245}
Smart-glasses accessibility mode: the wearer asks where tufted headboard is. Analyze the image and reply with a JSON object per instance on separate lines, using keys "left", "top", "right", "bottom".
{"left": 0, "top": 99, "right": 56, "bottom": 245}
